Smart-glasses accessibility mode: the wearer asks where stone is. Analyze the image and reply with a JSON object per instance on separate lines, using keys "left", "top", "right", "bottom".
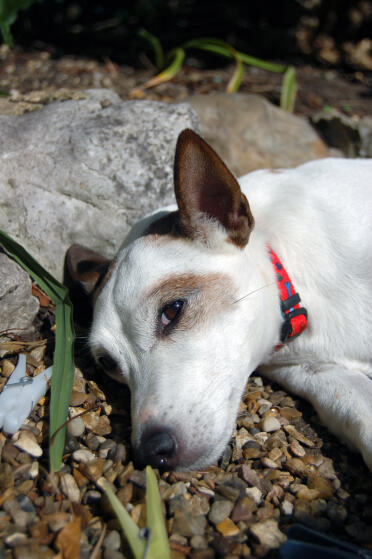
{"left": 67, "top": 416, "right": 85, "bottom": 438}
{"left": 215, "top": 517, "right": 240, "bottom": 537}
{"left": 249, "top": 519, "right": 286, "bottom": 548}
{"left": 172, "top": 510, "right": 207, "bottom": 536}
{"left": 0, "top": 463, "right": 14, "bottom": 491}
{"left": 190, "top": 535, "right": 208, "bottom": 550}
{"left": 261, "top": 414, "right": 281, "bottom": 433}
{"left": 13, "top": 431, "right": 42, "bottom": 458}
{"left": 186, "top": 93, "right": 329, "bottom": 178}
{"left": 4, "top": 533, "right": 28, "bottom": 548}
{"left": 281, "top": 500, "right": 294, "bottom": 516}
{"left": 103, "top": 530, "right": 121, "bottom": 551}
{"left": 60, "top": 473, "right": 81, "bottom": 503}
{"left": 245, "top": 487, "right": 263, "bottom": 505}
{"left": 0, "top": 90, "right": 200, "bottom": 279}
{"left": 312, "top": 108, "right": 372, "bottom": 158}
{"left": 0, "top": 253, "right": 39, "bottom": 342}
{"left": 208, "top": 500, "right": 234, "bottom": 525}
{"left": 72, "top": 449, "right": 96, "bottom": 463}
{"left": 231, "top": 497, "right": 256, "bottom": 522}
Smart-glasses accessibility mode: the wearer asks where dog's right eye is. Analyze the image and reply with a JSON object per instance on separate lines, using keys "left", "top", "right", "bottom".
{"left": 160, "top": 300, "right": 184, "bottom": 329}
{"left": 98, "top": 354, "right": 117, "bottom": 371}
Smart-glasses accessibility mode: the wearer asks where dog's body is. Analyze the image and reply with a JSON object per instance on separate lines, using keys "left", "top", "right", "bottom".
{"left": 66, "top": 130, "right": 372, "bottom": 471}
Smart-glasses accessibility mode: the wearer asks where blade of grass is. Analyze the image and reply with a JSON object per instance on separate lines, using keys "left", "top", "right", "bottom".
{"left": 139, "top": 29, "right": 165, "bottom": 69}
{"left": 184, "top": 38, "right": 286, "bottom": 73}
{"left": 280, "top": 65, "right": 297, "bottom": 112}
{"left": 143, "top": 47, "right": 185, "bottom": 89}
{"left": 226, "top": 49, "right": 244, "bottom": 93}
{"left": 103, "top": 481, "right": 145, "bottom": 559}
{"left": 0, "top": 229, "right": 75, "bottom": 471}
{"left": 146, "top": 466, "right": 171, "bottom": 559}
{"left": 49, "top": 301, "right": 75, "bottom": 471}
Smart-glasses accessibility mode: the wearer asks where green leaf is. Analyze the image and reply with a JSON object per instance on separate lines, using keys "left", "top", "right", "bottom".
{"left": 280, "top": 66, "right": 297, "bottom": 112}
{"left": 49, "top": 300, "right": 75, "bottom": 471}
{"left": 146, "top": 466, "right": 171, "bottom": 559}
{"left": 143, "top": 47, "right": 185, "bottom": 89}
{"left": 184, "top": 38, "right": 286, "bottom": 73}
{"left": 0, "top": 229, "right": 75, "bottom": 472}
{"left": 103, "top": 481, "right": 145, "bottom": 559}
{"left": 139, "top": 29, "right": 165, "bottom": 69}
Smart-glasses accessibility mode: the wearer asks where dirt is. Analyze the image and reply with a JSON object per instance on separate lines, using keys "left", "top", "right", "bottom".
{"left": 1, "top": 44, "right": 371, "bottom": 118}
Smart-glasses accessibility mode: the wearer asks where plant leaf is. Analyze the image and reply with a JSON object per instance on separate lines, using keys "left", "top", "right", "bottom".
{"left": 184, "top": 38, "right": 286, "bottom": 73}
{"left": 280, "top": 66, "right": 297, "bottom": 112}
{"left": 103, "top": 481, "right": 145, "bottom": 559}
{"left": 143, "top": 47, "right": 185, "bottom": 89}
{"left": 0, "top": 0, "right": 41, "bottom": 45}
{"left": 0, "top": 229, "right": 75, "bottom": 472}
{"left": 139, "top": 29, "right": 165, "bottom": 69}
{"left": 146, "top": 466, "right": 171, "bottom": 559}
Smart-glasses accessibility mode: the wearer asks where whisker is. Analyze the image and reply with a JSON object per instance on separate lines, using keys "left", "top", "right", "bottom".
{"left": 232, "top": 282, "right": 276, "bottom": 304}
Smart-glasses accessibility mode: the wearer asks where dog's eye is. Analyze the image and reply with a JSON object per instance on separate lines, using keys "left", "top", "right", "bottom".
{"left": 98, "top": 354, "right": 117, "bottom": 371}
{"left": 160, "top": 300, "right": 184, "bottom": 328}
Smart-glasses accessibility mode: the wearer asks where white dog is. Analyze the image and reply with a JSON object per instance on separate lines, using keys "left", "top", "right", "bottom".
{"left": 65, "top": 129, "right": 372, "bottom": 472}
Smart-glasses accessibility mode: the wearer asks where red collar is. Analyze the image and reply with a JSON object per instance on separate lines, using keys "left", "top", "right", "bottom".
{"left": 267, "top": 246, "right": 308, "bottom": 349}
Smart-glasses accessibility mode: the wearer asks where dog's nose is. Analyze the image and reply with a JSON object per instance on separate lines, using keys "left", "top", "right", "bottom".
{"left": 134, "top": 429, "right": 178, "bottom": 471}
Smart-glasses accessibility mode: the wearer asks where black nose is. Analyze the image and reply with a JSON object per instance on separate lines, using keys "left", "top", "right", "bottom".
{"left": 134, "top": 429, "right": 178, "bottom": 471}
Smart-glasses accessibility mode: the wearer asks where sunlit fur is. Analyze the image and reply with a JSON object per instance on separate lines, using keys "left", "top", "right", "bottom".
{"left": 90, "top": 157, "right": 372, "bottom": 471}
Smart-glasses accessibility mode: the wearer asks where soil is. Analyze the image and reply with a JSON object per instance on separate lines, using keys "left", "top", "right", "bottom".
{"left": 0, "top": 44, "right": 371, "bottom": 118}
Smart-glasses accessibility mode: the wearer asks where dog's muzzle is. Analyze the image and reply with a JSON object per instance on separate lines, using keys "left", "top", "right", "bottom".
{"left": 134, "top": 427, "right": 179, "bottom": 472}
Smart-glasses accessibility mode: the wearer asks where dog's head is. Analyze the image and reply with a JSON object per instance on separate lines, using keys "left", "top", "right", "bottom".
{"left": 65, "top": 130, "right": 278, "bottom": 471}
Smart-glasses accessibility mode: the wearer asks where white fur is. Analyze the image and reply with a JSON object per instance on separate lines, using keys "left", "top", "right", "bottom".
{"left": 90, "top": 157, "right": 372, "bottom": 470}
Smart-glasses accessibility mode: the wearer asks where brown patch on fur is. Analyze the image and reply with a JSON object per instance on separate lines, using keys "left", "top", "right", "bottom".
{"left": 146, "top": 272, "right": 236, "bottom": 338}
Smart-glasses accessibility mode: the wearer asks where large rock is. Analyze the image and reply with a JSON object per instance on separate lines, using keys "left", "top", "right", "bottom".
{"left": 0, "top": 89, "right": 200, "bottom": 279}
{"left": 0, "top": 252, "right": 39, "bottom": 342}
{"left": 187, "top": 93, "right": 330, "bottom": 177}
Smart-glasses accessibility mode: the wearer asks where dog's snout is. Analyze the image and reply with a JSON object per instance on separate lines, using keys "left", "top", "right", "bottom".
{"left": 134, "top": 429, "right": 178, "bottom": 472}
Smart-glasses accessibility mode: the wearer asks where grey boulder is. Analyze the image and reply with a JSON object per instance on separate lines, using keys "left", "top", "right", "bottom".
{"left": 0, "top": 252, "right": 39, "bottom": 343}
{"left": 0, "top": 89, "right": 200, "bottom": 279}
{"left": 187, "top": 93, "right": 330, "bottom": 177}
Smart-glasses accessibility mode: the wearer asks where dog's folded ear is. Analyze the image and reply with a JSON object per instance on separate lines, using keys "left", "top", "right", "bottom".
{"left": 174, "top": 129, "right": 254, "bottom": 248}
{"left": 64, "top": 244, "right": 112, "bottom": 326}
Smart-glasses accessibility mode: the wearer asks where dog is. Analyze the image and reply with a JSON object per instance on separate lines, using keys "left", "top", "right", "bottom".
{"left": 65, "top": 129, "right": 372, "bottom": 472}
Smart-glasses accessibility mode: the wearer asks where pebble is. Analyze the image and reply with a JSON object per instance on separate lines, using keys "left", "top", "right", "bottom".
{"left": 16, "top": 494, "right": 35, "bottom": 513}
{"left": 60, "top": 473, "right": 81, "bottom": 503}
{"left": 3, "top": 499, "right": 33, "bottom": 530}
{"left": 249, "top": 519, "right": 286, "bottom": 548}
{"left": 289, "top": 440, "right": 306, "bottom": 457}
{"left": 172, "top": 510, "right": 207, "bottom": 536}
{"left": 245, "top": 486, "right": 263, "bottom": 505}
{"left": 4, "top": 532, "right": 28, "bottom": 548}
{"left": 47, "top": 512, "right": 72, "bottom": 532}
{"left": 103, "top": 551, "right": 125, "bottom": 559}
{"left": 208, "top": 500, "right": 234, "bottom": 524}
{"left": 103, "top": 530, "right": 121, "bottom": 551}
{"left": 13, "top": 431, "right": 42, "bottom": 458}
{"left": 190, "top": 535, "right": 208, "bottom": 550}
{"left": 99, "top": 439, "right": 116, "bottom": 459}
{"left": 284, "top": 425, "right": 314, "bottom": 447}
{"left": 231, "top": 496, "right": 256, "bottom": 522}
{"left": 0, "top": 463, "right": 14, "bottom": 491}
{"left": 308, "top": 476, "right": 334, "bottom": 499}
{"left": 215, "top": 517, "right": 240, "bottom": 537}
{"left": 281, "top": 500, "right": 294, "bottom": 516}
{"left": 72, "top": 449, "right": 96, "bottom": 463}
{"left": 67, "top": 416, "right": 85, "bottom": 437}
{"left": 29, "top": 461, "right": 39, "bottom": 479}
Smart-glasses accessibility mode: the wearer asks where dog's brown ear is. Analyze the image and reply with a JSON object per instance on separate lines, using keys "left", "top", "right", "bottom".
{"left": 174, "top": 129, "right": 254, "bottom": 248}
{"left": 64, "top": 244, "right": 112, "bottom": 326}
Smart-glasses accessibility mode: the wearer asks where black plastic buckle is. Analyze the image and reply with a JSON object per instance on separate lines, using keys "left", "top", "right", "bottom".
{"left": 280, "top": 307, "right": 308, "bottom": 343}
